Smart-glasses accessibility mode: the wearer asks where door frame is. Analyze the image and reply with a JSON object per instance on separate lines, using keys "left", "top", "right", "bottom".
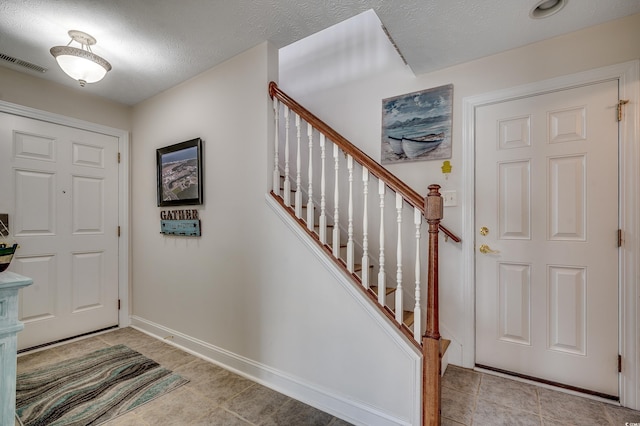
{"left": 461, "top": 60, "right": 639, "bottom": 407}
{"left": 0, "top": 100, "right": 131, "bottom": 329}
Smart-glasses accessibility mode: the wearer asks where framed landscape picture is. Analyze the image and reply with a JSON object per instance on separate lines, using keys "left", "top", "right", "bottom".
{"left": 381, "top": 84, "right": 453, "bottom": 164}
{"left": 157, "top": 138, "right": 203, "bottom": 207}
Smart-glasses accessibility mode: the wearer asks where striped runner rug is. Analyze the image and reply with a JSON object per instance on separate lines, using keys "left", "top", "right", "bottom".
{"left": 16, "top": 344, "right": 189, "bottom": 426}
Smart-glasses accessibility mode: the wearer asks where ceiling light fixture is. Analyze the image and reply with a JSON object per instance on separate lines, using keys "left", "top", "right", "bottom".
{"left": 529, "top": 0, "right": 567, "bottom": 19}
{"left": 50, "top": 30, "right": 112, "bottom": 87}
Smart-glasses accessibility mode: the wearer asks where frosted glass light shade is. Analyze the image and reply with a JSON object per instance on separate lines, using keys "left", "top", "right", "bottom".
{"left": 50, "top": 31, "right": 112, "bottom": 86}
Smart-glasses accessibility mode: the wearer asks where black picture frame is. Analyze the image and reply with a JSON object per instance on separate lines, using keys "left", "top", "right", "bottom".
{"left": 157, "top": 138, "right": 203, "bottom": 207}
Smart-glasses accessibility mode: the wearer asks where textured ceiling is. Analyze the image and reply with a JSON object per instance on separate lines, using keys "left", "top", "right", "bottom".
{"left": 1, "top": 0, "right": 639, "bottom": 105}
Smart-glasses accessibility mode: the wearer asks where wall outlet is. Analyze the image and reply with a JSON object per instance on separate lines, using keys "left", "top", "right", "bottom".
{"left": 442, "top": 190, "right": 457, "bottom": 207}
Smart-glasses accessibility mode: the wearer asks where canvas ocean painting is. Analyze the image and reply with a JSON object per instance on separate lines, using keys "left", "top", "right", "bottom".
{"left": 381, "top": 84, "right": 453, "bottom": 164}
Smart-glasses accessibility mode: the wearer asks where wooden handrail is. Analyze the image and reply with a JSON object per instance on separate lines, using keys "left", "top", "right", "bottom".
{"left": 439, "top": 225, "right": 461, "bottom": 243}
{"left": 269, "top": 81, "right": 461, "bottom": 243}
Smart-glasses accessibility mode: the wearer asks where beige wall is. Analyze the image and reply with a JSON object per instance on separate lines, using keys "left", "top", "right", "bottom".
{"left": 130, "top": 42, "right": 421, "bottom": 424}
{"left": 0, "top": 66, "right": 131, "bottom": 131}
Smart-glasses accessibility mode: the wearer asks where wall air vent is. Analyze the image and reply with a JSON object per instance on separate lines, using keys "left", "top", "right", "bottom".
{"left": 0, "top": 52, "right": 48, "bottom": 73}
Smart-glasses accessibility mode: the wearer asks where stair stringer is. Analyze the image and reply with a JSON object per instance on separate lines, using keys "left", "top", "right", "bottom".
{"left": 267, "top": 194, "right": 422, "bottom": 425}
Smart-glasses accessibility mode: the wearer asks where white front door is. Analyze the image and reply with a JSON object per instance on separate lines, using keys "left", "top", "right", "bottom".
{"left": 0, "top": 113, "right": 119, "bottom": 350}
{"left": 475, "top": 80, "right": 619, "bottom": 397}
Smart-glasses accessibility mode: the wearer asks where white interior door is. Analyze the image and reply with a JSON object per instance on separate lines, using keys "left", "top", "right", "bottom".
{"left": 475, "top": 80, "right": 619, "bottom": 397}
{"left": 0, "top": 113, "right": 119, "bottom": 350}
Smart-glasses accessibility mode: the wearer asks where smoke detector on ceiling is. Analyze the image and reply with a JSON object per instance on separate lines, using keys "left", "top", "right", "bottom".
{"left": 530, "top": 0, "right": 567, "bottom": 19}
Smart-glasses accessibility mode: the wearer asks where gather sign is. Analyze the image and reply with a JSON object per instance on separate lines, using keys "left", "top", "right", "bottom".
{"left": 159, "top": 209, "right": 201, "bottom": 236}
{"left": 160, "top": 209, "right": 199, "bottom": 220}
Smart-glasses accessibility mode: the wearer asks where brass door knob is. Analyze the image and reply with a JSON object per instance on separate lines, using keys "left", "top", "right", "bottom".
{"left": 479, "top": 244, "right": 500, "bottom": 254}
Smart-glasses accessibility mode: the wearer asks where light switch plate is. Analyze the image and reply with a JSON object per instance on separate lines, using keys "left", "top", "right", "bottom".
{"left": 442, "top": 191, "right": 457, "bottom": 207}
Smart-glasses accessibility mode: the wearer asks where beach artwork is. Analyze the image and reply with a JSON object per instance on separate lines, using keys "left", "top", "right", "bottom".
{"left": 381, "top": 84, "right": 453, "bottom": 164}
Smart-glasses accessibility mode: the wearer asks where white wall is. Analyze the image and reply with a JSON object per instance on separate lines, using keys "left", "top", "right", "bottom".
{"left": 130, "top": 42, "right": 421, "bottom": 426}
{"left": 279, "top": 12, "right": 640, "bottom": 366}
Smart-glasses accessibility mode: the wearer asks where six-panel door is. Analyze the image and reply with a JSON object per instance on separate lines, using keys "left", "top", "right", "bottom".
{"left": 0, "top": 113, "right": 119, "bottom": 350}
{"left": 475, "top": 80, "right": 620, "bottom": 397}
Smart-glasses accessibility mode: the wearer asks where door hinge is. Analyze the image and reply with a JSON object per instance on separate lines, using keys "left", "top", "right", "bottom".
{"left": 117, "top": 152, "right": 121, "bottom": 163}
{"left": 618, "top": 229, "right": 623, "bottom": 247}
{"left": 618, "top": 99, "right": 629, "bottom": 122}
{"left": 618, "top": 354, "right": 622, "bottom": 373}
{"left": 118, "top": 299, "right": 121, "bottom": 310}
{"left": 117, "top": 226, "right": 121, "bottom": 237}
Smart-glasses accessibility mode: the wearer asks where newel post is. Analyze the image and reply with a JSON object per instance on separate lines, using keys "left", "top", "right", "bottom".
{"left": 422, "top": 184, "right": 442, "bottom": 426}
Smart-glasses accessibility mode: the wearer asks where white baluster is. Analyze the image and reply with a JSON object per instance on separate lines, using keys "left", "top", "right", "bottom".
{"left": 332, "top": 144, "right": 340, "bottom": 258}
{"left": 272, "top": 97, "right": 280, "bottom": 195}
{"left": 295, "top": 114, "right": 302, "bottom": 218}
{"left": 413, "top": 207, "right": 422, "bottom": 339}
{"left": 395, "top": 193, "right": 403, "bottom": 323}
{"left": 347, "top": 155, "right": 354, "bottom": 272}
{"left": 307, "top": 123, "right": 315, "bottom": 230}
{"left": 319, "top": 135, "right": 327, "bottom": 244}
{"left": 283, "top": 106, "right": 291, "bottom": 206}
{"left": 378, "top": 180, "right": 386, "bottom": 305}
{"left": 361, "top": 167, "right": 370, "bottom": 289}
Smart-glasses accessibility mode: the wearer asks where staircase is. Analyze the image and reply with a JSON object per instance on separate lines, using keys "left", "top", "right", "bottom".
{"left": 268, "top": 82, "right": 460, "bottom": 425}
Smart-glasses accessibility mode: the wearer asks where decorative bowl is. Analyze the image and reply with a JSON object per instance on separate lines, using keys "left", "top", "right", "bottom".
{"left": 0, "top": 243, "right": 18, "bottom": 273}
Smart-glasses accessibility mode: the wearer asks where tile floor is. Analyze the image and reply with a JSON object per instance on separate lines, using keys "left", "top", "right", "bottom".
{"left": 16, "top": 327, "right": 640, "bottom": 425}
{"left": 442, "top": 365, "right": 640, "bottom": 425}
{"left": 16, "top": 327, "right": 351, "bottom": 426}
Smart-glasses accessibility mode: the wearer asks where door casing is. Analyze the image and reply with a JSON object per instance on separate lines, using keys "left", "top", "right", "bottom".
{"left": 0, "top": 100, "right": 131, "bottom": 332}
{"left": 461, "top": 60, "right": 640, "bottom": 408}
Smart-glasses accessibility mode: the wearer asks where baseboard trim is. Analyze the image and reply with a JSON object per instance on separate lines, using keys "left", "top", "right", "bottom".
{"left": 130, "top": 315, "right": 413, "bottom": 426}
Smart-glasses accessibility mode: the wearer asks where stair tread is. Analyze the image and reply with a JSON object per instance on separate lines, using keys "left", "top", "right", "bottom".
{"left": 313, "top": 223, "right": 334, "bottom": 229}
{"left": 279, "top": 187, "right": 297, "bottom": 193}
{"left": 370, "top": 285, "right": 396, "bottom": 296}
{"left": 441, "top": 339, "right": 451, "bottom": 357}
{"left": 403, "top": 310, "right": 414, "bottom": 327}
{"left": 350, "top": 262, "right": 374, "bottom": 272}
